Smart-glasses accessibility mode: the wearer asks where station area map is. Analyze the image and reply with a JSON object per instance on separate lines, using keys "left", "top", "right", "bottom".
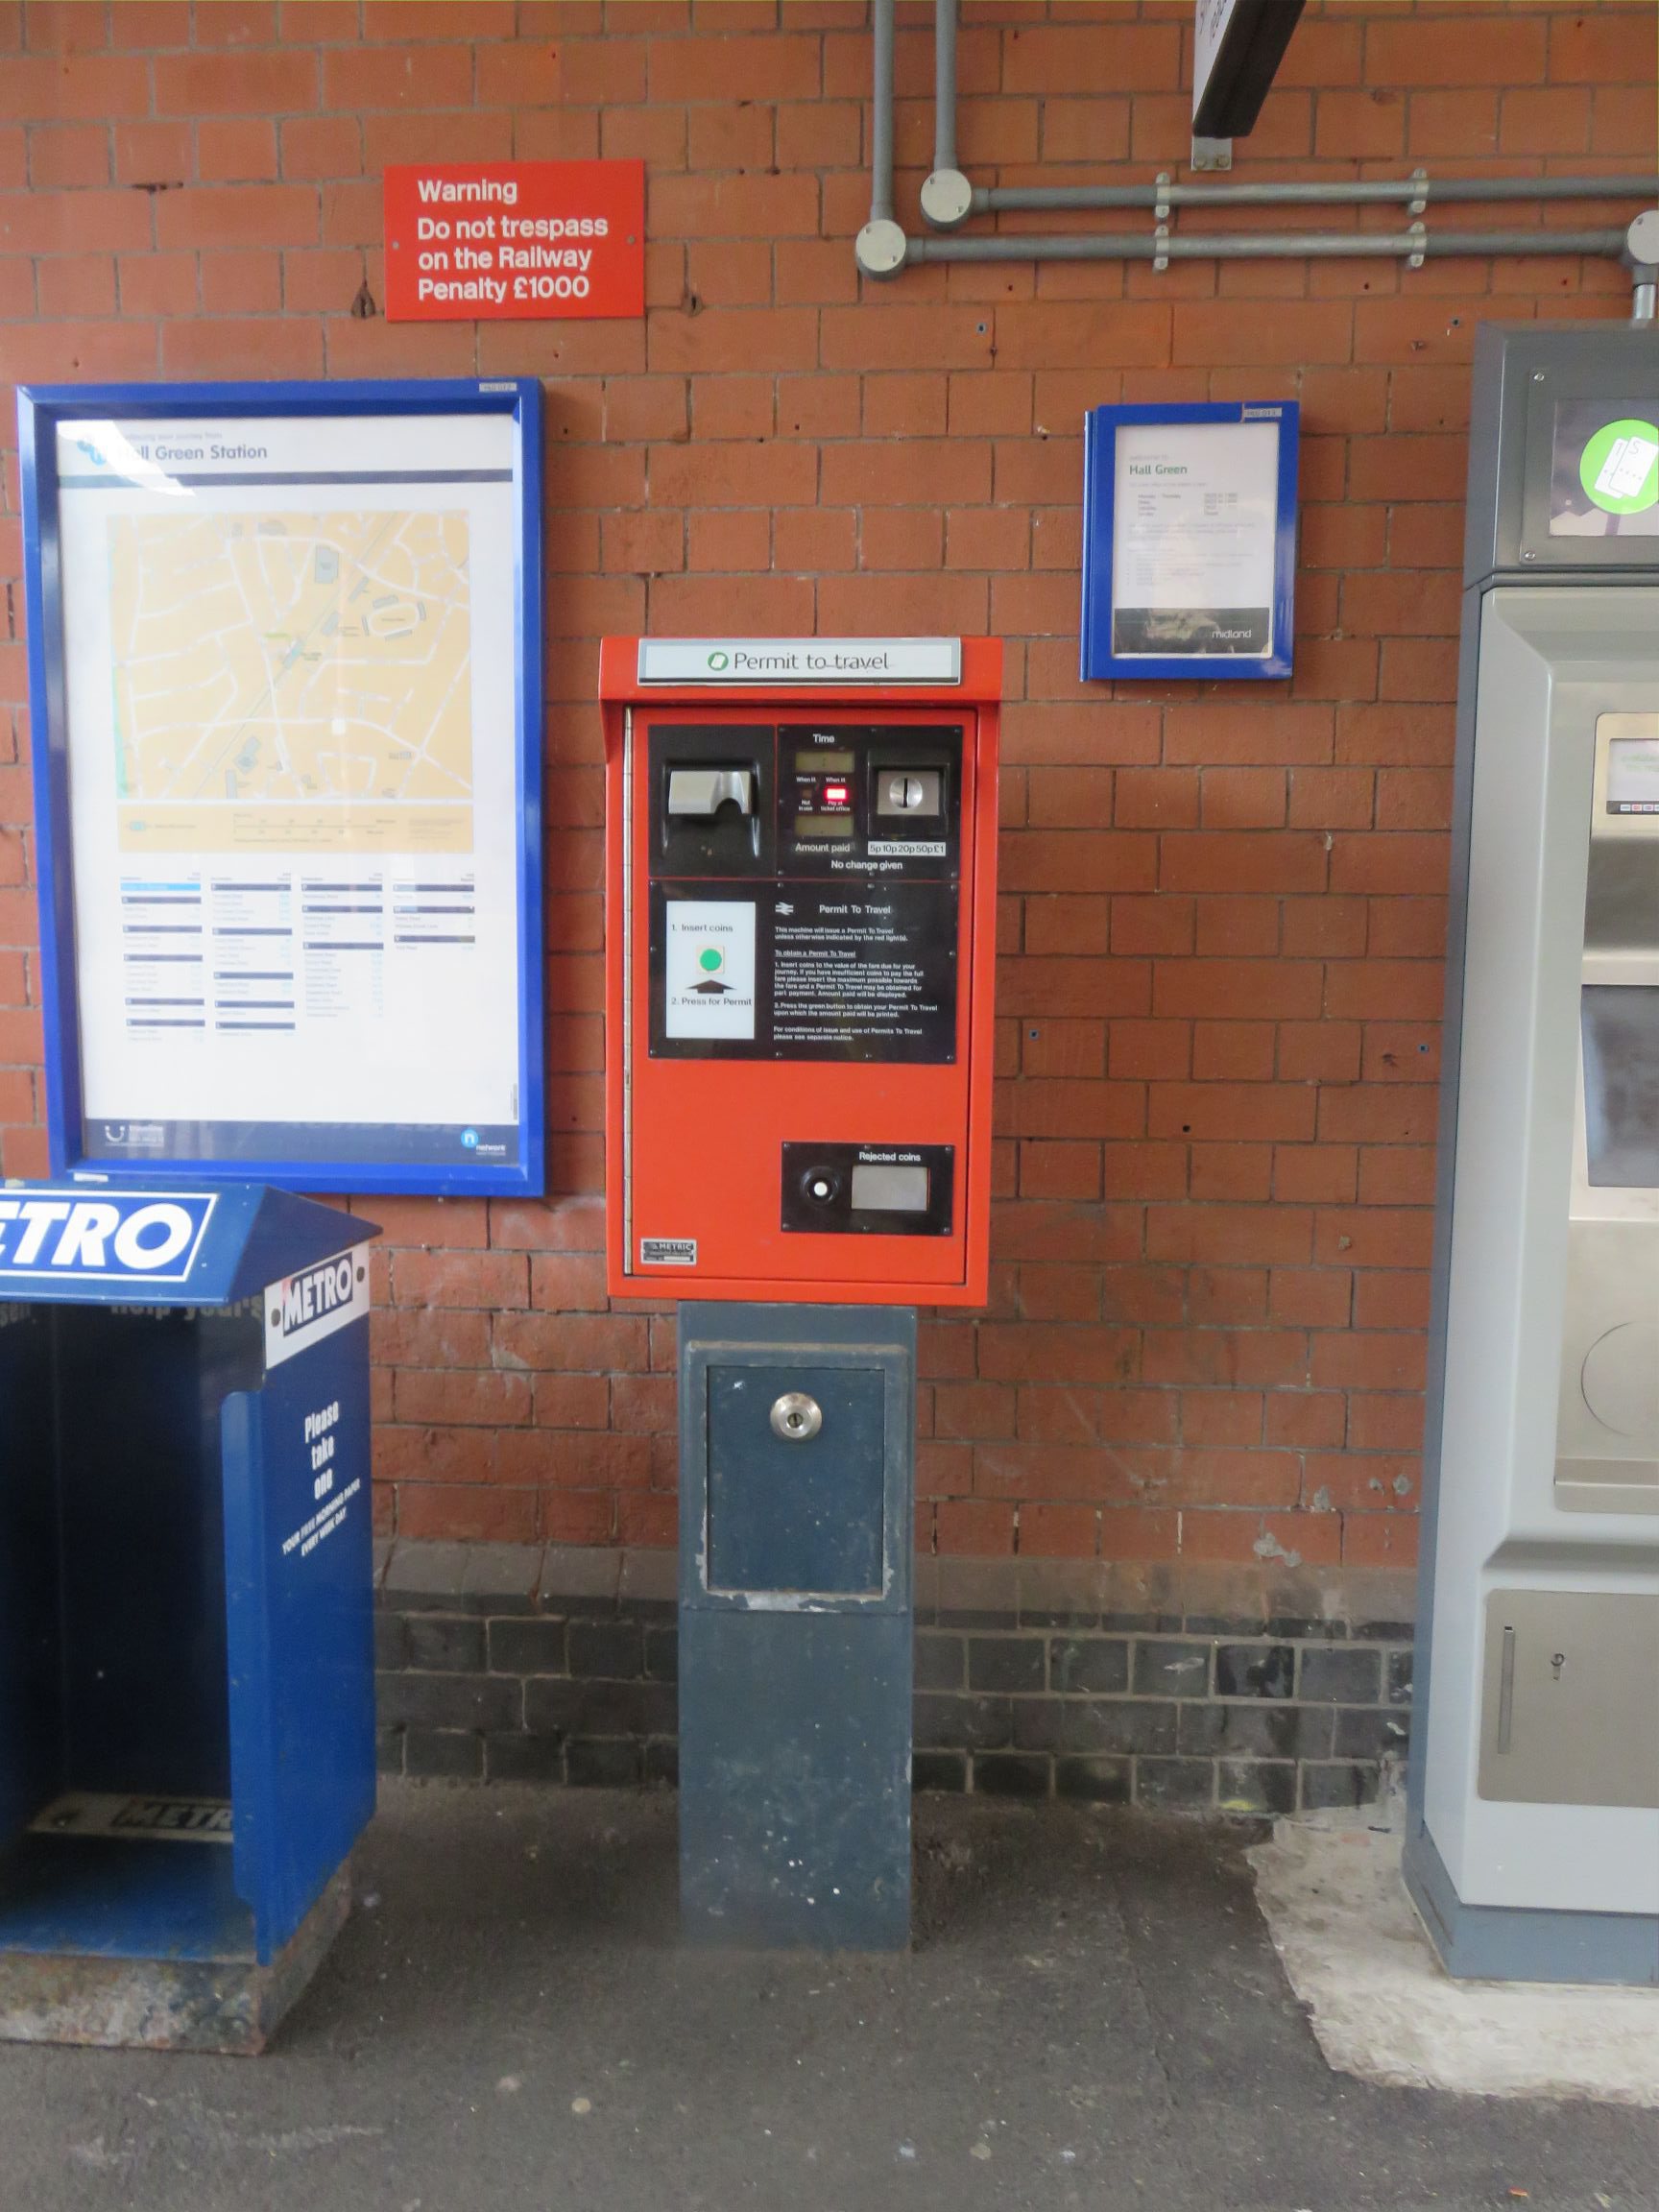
{"left": 108, "top": 509, "right": 473, "bottom": 854}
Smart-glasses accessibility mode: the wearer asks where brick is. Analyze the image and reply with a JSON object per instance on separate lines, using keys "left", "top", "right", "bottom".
{"left": 1299, "top": 1645, "right": 1382, "bottom": 1704}
{"left": 648, "top": 32, "right": 820, "bottom": 103}
{"left": 1551, "top": 6, "right": 1659, "bottom": 84}
{"left": 2, "top": 52, "right": 150, "bottom": 118}
{"left": 1367, "top": 13, "right": 1547, "bottom": 87}
{"left": 321, "top": 45, "right": 472, "bottom": 110}
{"left": 1135, "top": 1758, "right": 1214, "bottom": 1811}
{"left": 27, "top": 121, "right": 108, "bottom": 187}
{"left": 1000, "top": 21, "right": 1180, "bottom": 97}
{"left": 154, "top": 51, "right": 317, "bottom": 115}
{"left": 404, "top": 1615, "right": 486, "bottom": 1673}
{"left": 967, "top": 1637, "right": 1046, "bottom": 1695}
{"left": 376, "top": 1671, "right": 519, "bottom": 1734}
{"left": 1054, "top": 1755, "right": 1131, "bottom": 1803}
{"left": 1049, "top": 1637, "right": 1128, "bottom": 1696}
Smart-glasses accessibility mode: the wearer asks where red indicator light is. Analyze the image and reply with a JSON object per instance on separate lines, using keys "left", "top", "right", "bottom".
{"left": 824, "top": 782, "right": 850, "bottom": 805}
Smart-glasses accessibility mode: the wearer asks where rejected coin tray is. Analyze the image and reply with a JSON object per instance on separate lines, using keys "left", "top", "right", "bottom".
{"left": 781, "top": 1142, "right": 953, "bottom": 1237}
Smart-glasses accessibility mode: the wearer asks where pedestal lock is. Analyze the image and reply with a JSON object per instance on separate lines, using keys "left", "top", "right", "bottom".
{"left": 769, "top": 1390, "right": 822, "bottom": 1442}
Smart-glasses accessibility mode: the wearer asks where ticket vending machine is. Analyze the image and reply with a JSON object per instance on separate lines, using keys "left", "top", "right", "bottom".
{"left": 1407, "top": 325, "right": 1659, "bottom": 1983}
{"left": 600, "top": 637, "right": 999, "bottom": 1946}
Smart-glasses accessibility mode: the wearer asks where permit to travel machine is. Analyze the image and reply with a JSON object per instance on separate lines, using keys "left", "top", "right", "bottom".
{"left": 1408, "top": 324, "right": 1659, "bottom": 1983}
{"left": 599, "top": 636, "right": 999, "bottom": 1310}
{"left": 600, "top": 637, "right": 1000, "bottom": 1950}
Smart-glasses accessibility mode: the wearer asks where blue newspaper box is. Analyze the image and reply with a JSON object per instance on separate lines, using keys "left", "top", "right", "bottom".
{"left": 0, "top": 1182, "right": 377, "bottom": 2052}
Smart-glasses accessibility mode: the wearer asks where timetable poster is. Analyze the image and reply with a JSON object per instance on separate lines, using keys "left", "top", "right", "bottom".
{"left": 1081, "top": 402, "right": 1297, "bottom": 681}
{"left": 44, "top": 403, "right": 536, "bottom": 1184}
{"left": 1113, "top": 418, "right": 1278, "bottom": 657}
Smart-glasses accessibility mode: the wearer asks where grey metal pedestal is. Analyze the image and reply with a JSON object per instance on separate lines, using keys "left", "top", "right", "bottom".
{"left": 677, "top": 1302, "right": 915, "bottom": 1951}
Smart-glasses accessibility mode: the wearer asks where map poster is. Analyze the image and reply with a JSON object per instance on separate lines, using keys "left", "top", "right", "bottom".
{"left": 32, "top": 395, "right": 541, "bottom": 1192}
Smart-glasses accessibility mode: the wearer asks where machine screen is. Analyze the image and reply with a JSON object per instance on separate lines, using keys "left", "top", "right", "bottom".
{"left": 1581, "top": 986, "right": 1659, "bottom": 1188}
{"left": 1550, "top": 402, "right": 1659, "bottom": 538}
{"left": 1606, "top": 738, "right": 1659, "bottom": 815}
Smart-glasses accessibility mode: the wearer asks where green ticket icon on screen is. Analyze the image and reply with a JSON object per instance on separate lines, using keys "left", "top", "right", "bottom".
{"left": 1581, "top": 418, "right": 1659, "bottom": 516}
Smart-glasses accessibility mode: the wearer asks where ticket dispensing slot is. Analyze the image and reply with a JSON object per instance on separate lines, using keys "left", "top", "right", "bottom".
{"left": 1555, "top": 714, "right": 1659, "bottom": 1514}
{"left": 655, "top": 727, "right": 773, "bottom": 877}
{"left": 667, "top": 767, "right": 755, "bottom": 819}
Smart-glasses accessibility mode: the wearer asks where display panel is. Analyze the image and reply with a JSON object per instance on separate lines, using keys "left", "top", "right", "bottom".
{"left": 1550, "top": 401, "right": 1659, "bottom": 539}
{"left": 1606, "top": 737, "right": 1659, "bottom": 815}
{"left": 1581, "top": 986, "right": 1659, "bottom": 1189}
{"left": 19, "top": 380, "right": 543, "bottom": 1194}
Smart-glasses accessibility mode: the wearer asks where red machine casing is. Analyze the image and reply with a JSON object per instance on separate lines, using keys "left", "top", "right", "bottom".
{"left": 600, "top": 638, "right": 1000, "bottom": 1307}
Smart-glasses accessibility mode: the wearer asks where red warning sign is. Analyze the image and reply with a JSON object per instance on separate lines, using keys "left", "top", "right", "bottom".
{"left": 383, "top": 160, "right": 644, "bottom": 322}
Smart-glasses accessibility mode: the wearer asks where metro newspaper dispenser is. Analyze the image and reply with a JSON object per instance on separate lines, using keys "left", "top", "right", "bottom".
{"left": 0, "top": 1182, "right": 377, "bottom": 2052}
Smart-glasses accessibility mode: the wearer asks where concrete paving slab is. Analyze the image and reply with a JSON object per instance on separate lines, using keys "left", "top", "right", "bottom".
{"left": 1249, "top": 1811, "right": 1659, "bottom": 2109}
{"left": 0, "top": 1784, "right": 1654, "bottom": 2212}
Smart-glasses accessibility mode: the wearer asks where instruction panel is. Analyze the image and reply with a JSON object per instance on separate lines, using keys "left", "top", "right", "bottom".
{"left": 646, "top": 723, "right": 962, "bottom": 1065}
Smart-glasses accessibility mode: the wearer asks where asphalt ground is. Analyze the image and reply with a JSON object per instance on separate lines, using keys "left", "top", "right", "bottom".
{"left": 1, "top": 1781, "right": 1655, "bottom": 2212}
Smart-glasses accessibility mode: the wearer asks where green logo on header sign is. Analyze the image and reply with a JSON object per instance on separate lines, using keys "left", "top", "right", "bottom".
{"left": 1580, "top": 418, "right": 1659, "bottom": 517}
{"left": 706, "top": 650, "right": 730, "bottom": 671}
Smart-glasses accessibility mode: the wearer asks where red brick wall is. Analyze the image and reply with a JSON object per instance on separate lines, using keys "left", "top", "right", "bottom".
{"left": 2, "top": 0, "right": 1653, "bottom": 1573}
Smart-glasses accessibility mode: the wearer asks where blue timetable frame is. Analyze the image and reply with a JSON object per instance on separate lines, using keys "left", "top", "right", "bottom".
{"left": 17, "top": 377, "right": 544, "bottom": 1197}
{"left": 1081, "top": 400, "right": 1299, "bottom": 683}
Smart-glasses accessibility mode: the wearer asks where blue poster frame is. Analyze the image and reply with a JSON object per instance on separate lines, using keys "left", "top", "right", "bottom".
{"left": 1080, "top": 399, "right": 1299, "bottom": 683}
{"left": 16, "top": 377, "right": 544, "bottom": 1197}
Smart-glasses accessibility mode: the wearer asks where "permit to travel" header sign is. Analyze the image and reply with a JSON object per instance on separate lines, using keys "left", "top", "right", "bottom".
{"left": 636, "top": 639, "right": 964, "bottom": 686}
{"left": 383, "top": 161, "right": 644, "bottom": 322}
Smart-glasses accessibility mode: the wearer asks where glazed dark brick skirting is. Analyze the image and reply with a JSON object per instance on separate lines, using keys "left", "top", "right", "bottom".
{"left": 373, "top": 1541, "right": 1414, "bottom": 1815}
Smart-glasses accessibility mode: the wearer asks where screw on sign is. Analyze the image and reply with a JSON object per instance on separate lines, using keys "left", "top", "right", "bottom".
{"left": 382, "top": 161, "right": 644, "bottom": 322}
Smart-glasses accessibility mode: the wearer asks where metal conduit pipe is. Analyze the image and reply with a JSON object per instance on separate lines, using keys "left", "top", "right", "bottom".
{"left": 933, "top": 0, "right": 956, "bottom": 175}
{"left": 920, "top": 0, "right": 973, "bottom": 232}
{"left": 1628, "top": 210, "right": 1659, "bottom": 320}
{"left": 856, "top": 0, "right": 908, "bottom": 276}
{"left": 975, "top": 175, "right": 1659, "bottom": 215}
{"left": 906, "top": 228, "right": 1630, "bottom": 265}
{"left": 858, "top": 0, "right": 1659, "bottom": 292}
{"left": 869, "top": 0, "right": 895, "bottom": 222}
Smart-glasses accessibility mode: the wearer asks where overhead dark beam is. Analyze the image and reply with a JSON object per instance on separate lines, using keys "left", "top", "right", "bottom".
{"left": 1192, "top": 0, "right": 1309, "bottom": 140}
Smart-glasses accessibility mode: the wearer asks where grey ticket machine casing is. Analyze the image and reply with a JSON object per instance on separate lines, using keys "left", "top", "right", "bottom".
{"left": 1406, "top": 323, "right": 1659, "bottom": 1982}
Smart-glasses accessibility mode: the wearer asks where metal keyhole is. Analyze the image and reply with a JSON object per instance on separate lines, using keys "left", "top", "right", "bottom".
{"left": 770, "top": 1391, "right": 823, "bottom": 1443}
